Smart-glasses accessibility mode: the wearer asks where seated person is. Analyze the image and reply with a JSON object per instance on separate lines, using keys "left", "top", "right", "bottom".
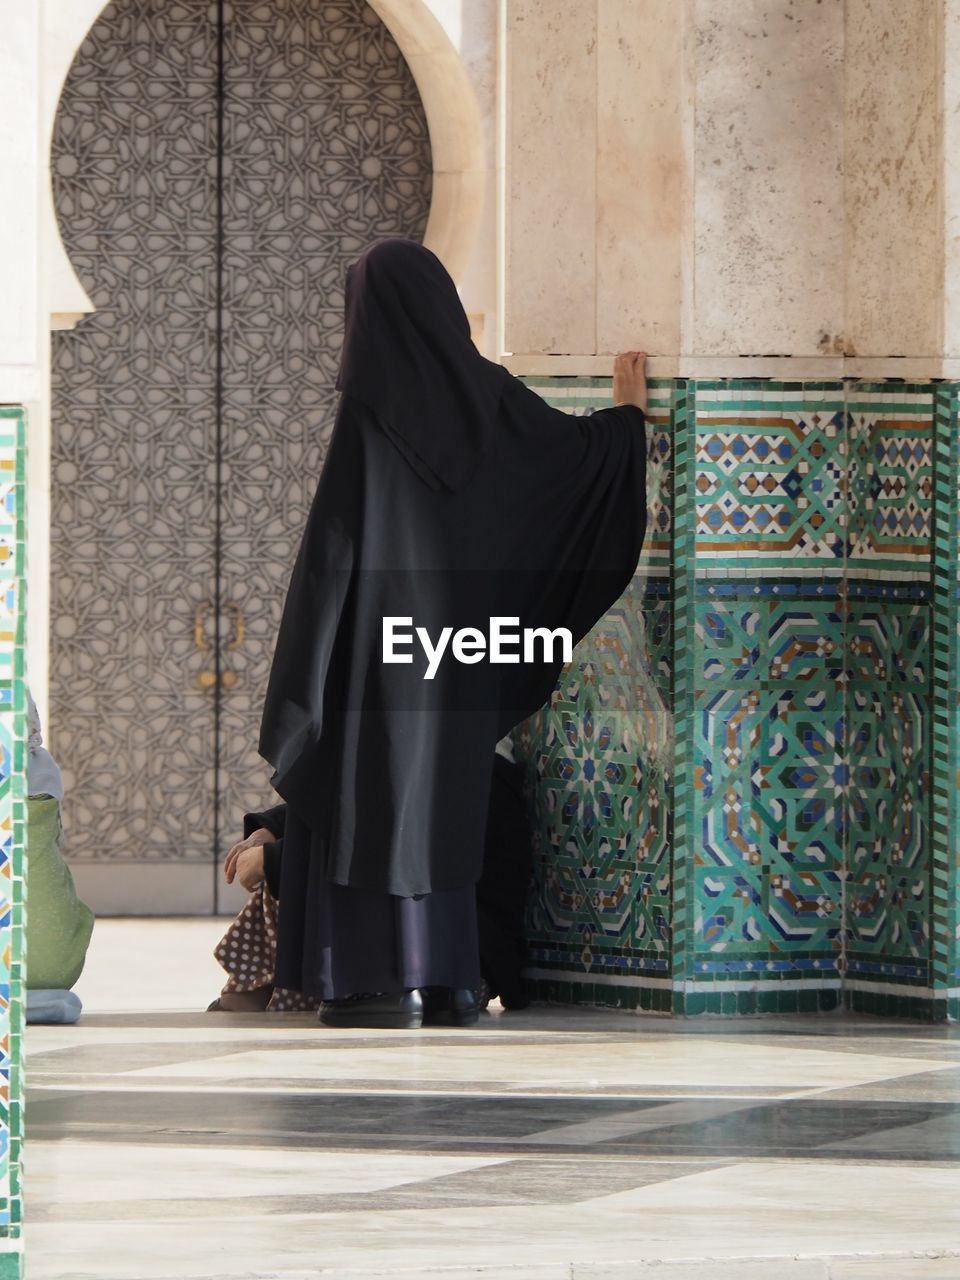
{"left": 209, "top": 740, "right": 532, "bottom": 1015}
{"left": 25, "top": 692, "right": 94, "bottom": 1025}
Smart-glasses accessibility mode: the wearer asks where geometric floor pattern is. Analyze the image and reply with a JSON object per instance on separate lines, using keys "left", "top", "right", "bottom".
{"left": 24, "top": 920, "right": 960, "bottom": 1280}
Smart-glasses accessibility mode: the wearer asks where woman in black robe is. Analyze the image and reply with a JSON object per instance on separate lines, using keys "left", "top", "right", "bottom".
{"left": 258, "top": 238, "right": 648, "bottom": 1028}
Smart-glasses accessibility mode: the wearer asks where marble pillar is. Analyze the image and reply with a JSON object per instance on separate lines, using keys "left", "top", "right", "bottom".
{"left": 504, "top": 0, "right": 960, "bottom": 1018}
{"left": 0, "top": 3, "right": 38, "bottom": 1269}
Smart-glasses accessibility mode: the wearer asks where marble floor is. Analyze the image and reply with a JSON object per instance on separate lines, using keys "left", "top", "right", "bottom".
{"left": 23, "top": 920, "right": 960, "bottom": 1279}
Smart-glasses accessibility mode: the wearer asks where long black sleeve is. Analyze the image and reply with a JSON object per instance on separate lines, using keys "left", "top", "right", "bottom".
{"left": 243, "top": 803, "right": 287, "bottom": 841}
{"left": 262, "top": 839, "right": 283, "bottom": 899}
{"left": 587, "top": 403, "right": 646, "bottom": 430}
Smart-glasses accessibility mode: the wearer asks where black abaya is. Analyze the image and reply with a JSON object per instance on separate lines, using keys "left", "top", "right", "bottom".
{"left": 242, "top": 756, "right": 532, "bottom": 1002}
{"left": 258, "top": 239, "right": 646, "bottom": 997}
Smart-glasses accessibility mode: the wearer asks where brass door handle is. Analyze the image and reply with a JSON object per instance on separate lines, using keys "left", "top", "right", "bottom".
{"left": 194, "top": 602, "right": 242, "bottom": 688}
{"left": 225, "top": 603, "right": 244, "bottom": 652}
{"left": 197, "top": 670, "right": 238, "bottom": 691}
{"left": 195, "top": 602, "right": 243, "bottom": 652}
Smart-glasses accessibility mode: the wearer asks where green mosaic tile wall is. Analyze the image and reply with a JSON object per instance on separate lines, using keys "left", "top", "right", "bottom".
{"left": 0, "top": 407, "right": 26, "bottom": 1276}
{"left": 515, "top": 380, "right": 674, "bottom": 1011}
{"left": 844, "top": 388, "right": 933, "bottom": 1017}
{"left": 518, "top": 378, "right": 956, "bottom": 1019}
{"left": 931, "top": 386, "right": 959, "bottom": 1022}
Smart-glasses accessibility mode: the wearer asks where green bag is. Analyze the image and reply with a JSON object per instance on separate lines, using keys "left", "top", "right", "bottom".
{"left": 25, "top": 796, "right": 94, "bottom": 990}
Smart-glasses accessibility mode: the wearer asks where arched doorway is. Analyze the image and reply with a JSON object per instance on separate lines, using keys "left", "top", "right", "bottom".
{"left": 50, "top": 0, "right": 435, "bottom": 914}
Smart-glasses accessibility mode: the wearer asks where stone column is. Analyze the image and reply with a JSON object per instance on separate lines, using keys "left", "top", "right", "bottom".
{"left": 506, "top": 0, "right": 959, "bottom": 1018}
{"left": 0, "top": 3, "right": 38, "bottom": 1270}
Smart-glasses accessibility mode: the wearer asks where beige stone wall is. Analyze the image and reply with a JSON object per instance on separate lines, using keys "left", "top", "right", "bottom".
{"left": 503, "top": 0, "right": 955, "bottom": 375}
{"left": 1, "top": 4, "right": 43, "bottom": 402}
{"left": 692, "top": 0, "right": 844, "bottom": 359}
{"left": 944, "top": 0, "right": 960, "bottom": 359}
{"left": 844, "top": 0, "right": 941, "bottom": 359}
{"left": 505, "top": 0, "right": 684, "bottom": 360}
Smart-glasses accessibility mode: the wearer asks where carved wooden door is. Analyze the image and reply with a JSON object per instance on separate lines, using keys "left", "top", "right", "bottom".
{"left": 50, "top": 0, "right": 432, "bottom": 913}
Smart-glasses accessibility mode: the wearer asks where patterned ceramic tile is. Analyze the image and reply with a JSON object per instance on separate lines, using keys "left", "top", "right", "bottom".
{"left": 845, "top": 610, "right": 929, "bottom": 975}
{"left": 844, "top": 385, "right": 934, "bottom": 1009}
{"left": 518, "top": 575, "right": 673, "bottom": 986}
{"left": 0, "top": 410, "right": 24, "bottom": 1266}
{"left": 691, "top": 677, "right": 844, "bottom": 954}
{"left": 693, "top": 387, "right": 846, "bottom": 572}
{"left": 927, "top": 387, "right": 960, "bottom": 1015}
{"left": 668, "top": 382, "right": 697, "bottom": 993}
{"left": 686, "top": 387, "right": 849, "bottom": 997}
{"left": 516, "top": 379, "right": 674, "bottom": 1002}
{"left": 695, "top": 587, "right": 844, "bottom": 687}
{"left": 517, "top": 379, "right": 946, "bottom": 1020}
{"left": 847, "top": 388, "right": 933, "bottom": 579}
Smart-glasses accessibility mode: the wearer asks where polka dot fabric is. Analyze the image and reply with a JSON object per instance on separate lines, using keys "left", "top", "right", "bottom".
{"left": 213, "top": 884, "right": 318, "bottom": 1012}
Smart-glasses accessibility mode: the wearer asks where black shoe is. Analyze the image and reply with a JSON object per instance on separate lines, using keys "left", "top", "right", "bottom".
{"left": 318, "top": 989, "right": 424, "bottom": 1029}
{"left": 421, "top": 986, "right": 480, "bottom": 1028}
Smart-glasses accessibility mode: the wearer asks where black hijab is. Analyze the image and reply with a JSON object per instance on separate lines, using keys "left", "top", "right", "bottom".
{"left": 335, "top": 238, "right": 511, "bottom": 492}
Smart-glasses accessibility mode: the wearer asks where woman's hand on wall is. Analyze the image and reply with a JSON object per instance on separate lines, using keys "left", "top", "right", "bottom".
{"left": 613, "top": 351, "right": 647, "bottom": 413}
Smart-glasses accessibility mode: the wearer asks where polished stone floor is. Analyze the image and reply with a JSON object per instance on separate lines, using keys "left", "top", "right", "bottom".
{"left": 23, "top": 920, "right": 960, "bottom": 1279}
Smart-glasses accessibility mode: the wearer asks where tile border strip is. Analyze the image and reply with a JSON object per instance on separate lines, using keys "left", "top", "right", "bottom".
{"left": 670, "top": 381, "right": 695, "bottom": 997}
{"left": 929, "top": 385, "right": 959, "bottom": 1009}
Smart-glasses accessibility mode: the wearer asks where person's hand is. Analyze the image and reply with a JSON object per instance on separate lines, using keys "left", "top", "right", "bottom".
{"left": 224, "top": 827, "right": 273, "bottom": 886}
{"left": 232, "top": 845, "right": 266, "bottom": 893}
{"left": 613, "top": 351, "right": 648, "bottom": 413}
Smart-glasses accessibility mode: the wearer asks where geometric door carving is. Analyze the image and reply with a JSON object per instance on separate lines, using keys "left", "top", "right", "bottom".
{"left": 50, "top": 0, "right": 432, "bottom": 912}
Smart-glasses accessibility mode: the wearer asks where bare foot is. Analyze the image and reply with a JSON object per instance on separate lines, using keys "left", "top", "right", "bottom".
{"left": 613, "top": 351, "right": 647, "bottom": 414}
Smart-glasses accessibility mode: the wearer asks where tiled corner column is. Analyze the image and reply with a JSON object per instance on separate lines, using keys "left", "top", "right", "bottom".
{"left": 931, "top": 387, "right": 960, "bottom": 1021}
{"left": 515, "top": 378, "right": 676, "bottom": 1011}
{"left": 675, "top": 382, "right": 848, "bottom": 1014}
{"left": 518, "top": 377, "right": 953, "bottom": 1019}
{"left": 843, "top": 387, "right": 935, "bottom": 1016}
{"left": 0, "top": 408, "right": 26, "bottom": 1274}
